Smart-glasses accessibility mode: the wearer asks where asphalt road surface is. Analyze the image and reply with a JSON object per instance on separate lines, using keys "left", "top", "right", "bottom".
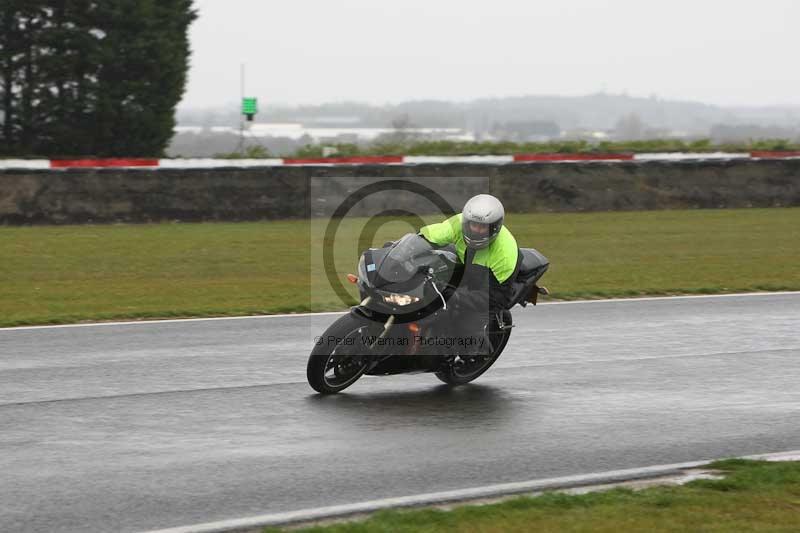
{"left": 2, "top": 293, "right": 799, "bottom": 532}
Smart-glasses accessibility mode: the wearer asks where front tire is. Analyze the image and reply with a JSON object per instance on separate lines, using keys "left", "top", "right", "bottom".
{"left": 307, "top": 313, "right": 379, "bottom": 394}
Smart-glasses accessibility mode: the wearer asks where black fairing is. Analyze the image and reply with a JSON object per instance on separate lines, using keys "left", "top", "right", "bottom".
{"left": 357, "top": 233, "right": 459, "bottom": 317}
{"left": 358, "top": 236, "right": 548, "bottom": 313}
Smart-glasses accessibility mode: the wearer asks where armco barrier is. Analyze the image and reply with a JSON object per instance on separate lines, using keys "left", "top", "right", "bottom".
{"left": 2, "top": 151, "right": 800, "bottom": 170}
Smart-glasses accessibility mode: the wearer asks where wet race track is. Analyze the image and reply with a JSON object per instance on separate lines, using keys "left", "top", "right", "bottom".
{"left": 1, "top": 293, "right": 799, "bottom": 532}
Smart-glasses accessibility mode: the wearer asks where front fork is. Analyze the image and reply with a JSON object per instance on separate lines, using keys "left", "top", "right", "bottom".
{"left": 356, "top": 310, "right": 400, "bottom": 372}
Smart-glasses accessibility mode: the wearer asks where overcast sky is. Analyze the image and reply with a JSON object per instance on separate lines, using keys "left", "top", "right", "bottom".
{"left": 181, "top": 0, "right": 799, "bottom": 109}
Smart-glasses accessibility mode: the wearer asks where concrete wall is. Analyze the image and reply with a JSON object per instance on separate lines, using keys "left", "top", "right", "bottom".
{"left": 1, "top": 159, "right": 799, "bottom": 224}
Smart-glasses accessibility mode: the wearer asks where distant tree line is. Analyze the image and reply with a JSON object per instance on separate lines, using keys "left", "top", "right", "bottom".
{"left": 0, "top": 1, "right": 195, "bottom": 157}
{"left": 710, "top": 124, "right": 800, "bottom": 144}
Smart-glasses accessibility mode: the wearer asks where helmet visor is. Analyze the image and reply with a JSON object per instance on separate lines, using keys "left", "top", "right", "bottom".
{"left": 462, "top": 219, "right": 500, "bottom": 249}
{"left": 467, "top": 221, "right": 491, "bottom": 237}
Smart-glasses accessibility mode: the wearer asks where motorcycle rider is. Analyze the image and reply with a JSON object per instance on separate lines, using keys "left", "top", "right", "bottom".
{"left": 419, "top": 194, "right": 519, "bottom": 355}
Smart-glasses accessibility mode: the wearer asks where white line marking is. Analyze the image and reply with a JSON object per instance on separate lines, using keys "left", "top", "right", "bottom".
{"left": 495, "top": 347, "right": 800, "bottom": 371}
{"left": 140, "top": 449, "right": 800, "bottom": 533}
{"left": 0, "top": 311, "right": 348, "bottom": 331}
{"left": 2, "top": 291, "right": 799, "bottom": 332}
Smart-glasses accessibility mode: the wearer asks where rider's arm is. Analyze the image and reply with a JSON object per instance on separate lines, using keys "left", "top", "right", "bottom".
{"left": 419, "top": 214, "right": 461, "bottom": 246}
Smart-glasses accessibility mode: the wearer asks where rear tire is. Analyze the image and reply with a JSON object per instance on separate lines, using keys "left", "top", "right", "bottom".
{"left": 435, "top": 312, "right": 512, "bottom": 386}
{"left": 307, "top": 313, "right": 379, "bottom": 394}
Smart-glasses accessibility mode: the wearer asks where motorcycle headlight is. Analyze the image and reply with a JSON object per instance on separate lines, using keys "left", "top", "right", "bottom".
{"left": 382, "top": 293, "right": 420, "bottom": 306}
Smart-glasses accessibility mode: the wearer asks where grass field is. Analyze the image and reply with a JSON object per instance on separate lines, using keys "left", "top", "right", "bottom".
{"left": 1, "top": 208, "right": 799, "bottom": 327}
{"left": 268, "top": 459, "right": 800, "bottom": 533}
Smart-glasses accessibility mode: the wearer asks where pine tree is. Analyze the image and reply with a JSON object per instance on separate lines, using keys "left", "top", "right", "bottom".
{"left": 0, "top": 0, "right": 196, "bottom": 157}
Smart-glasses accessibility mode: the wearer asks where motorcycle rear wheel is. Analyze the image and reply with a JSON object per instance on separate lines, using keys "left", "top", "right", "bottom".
{"left": 435, "top": 313, "right": 512, "bottom": 386}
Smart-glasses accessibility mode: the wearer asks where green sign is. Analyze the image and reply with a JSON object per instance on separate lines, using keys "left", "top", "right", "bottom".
{"left": 242, "top": 97, "right": 258, "bottom": 115}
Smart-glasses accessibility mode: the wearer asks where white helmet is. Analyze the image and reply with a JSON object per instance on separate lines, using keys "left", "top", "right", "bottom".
{"left": 462, "top": 194, "right": 504, "bottom": 249}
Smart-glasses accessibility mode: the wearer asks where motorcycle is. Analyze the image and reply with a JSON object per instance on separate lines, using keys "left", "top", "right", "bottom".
{"left": 307, "top": 233, "right": 549, "bottom": 394}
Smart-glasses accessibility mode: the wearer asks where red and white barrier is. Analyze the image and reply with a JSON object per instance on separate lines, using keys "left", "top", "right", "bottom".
{"left": 0, "top": 159, "right": 51, "bottom": 170}
{"left": 632, "top": 152, "right": 750, "bottom": 161}
{"left": 48, "top": 158, "right": 161, "bottom": 168}
{"left": 283, "top": 155, "right": 404, "bottom": 165}
{"left": 514, "top": 153, "right": 633, "bottom": 162}
{"left": 751, "top": 150, "right": 800, "bottom": 159}
{"left": 404, "top": 155, "right": 514, "bottom": 164}
{"left": 1, "top": 151, "right": 800, "bottom": 169}
{"left": 157, "top": 158, "right": 284, "bottom": 168}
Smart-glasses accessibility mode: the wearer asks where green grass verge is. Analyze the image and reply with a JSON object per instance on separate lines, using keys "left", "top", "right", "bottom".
{"left": 266, "top": 459, "right": 800, "bottom": 533}
{"left": 1, "top": 208, "right": 799, "bottom": 327}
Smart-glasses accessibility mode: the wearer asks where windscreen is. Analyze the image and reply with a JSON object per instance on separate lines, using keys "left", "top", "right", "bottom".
{"left": 377, "top": 233, "right": 433, "bottom": 284}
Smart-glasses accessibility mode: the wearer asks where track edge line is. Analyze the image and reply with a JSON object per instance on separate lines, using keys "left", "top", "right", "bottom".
{"left": 4, "top": 291, "right": 800, "bottom": 332}
{"left": 140, "top": 449, "right": 800, "bottom": 533}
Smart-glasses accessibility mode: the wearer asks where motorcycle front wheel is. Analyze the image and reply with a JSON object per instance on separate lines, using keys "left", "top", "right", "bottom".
{"left": 307, "top": 313, "right": 380, "bottom": 394}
